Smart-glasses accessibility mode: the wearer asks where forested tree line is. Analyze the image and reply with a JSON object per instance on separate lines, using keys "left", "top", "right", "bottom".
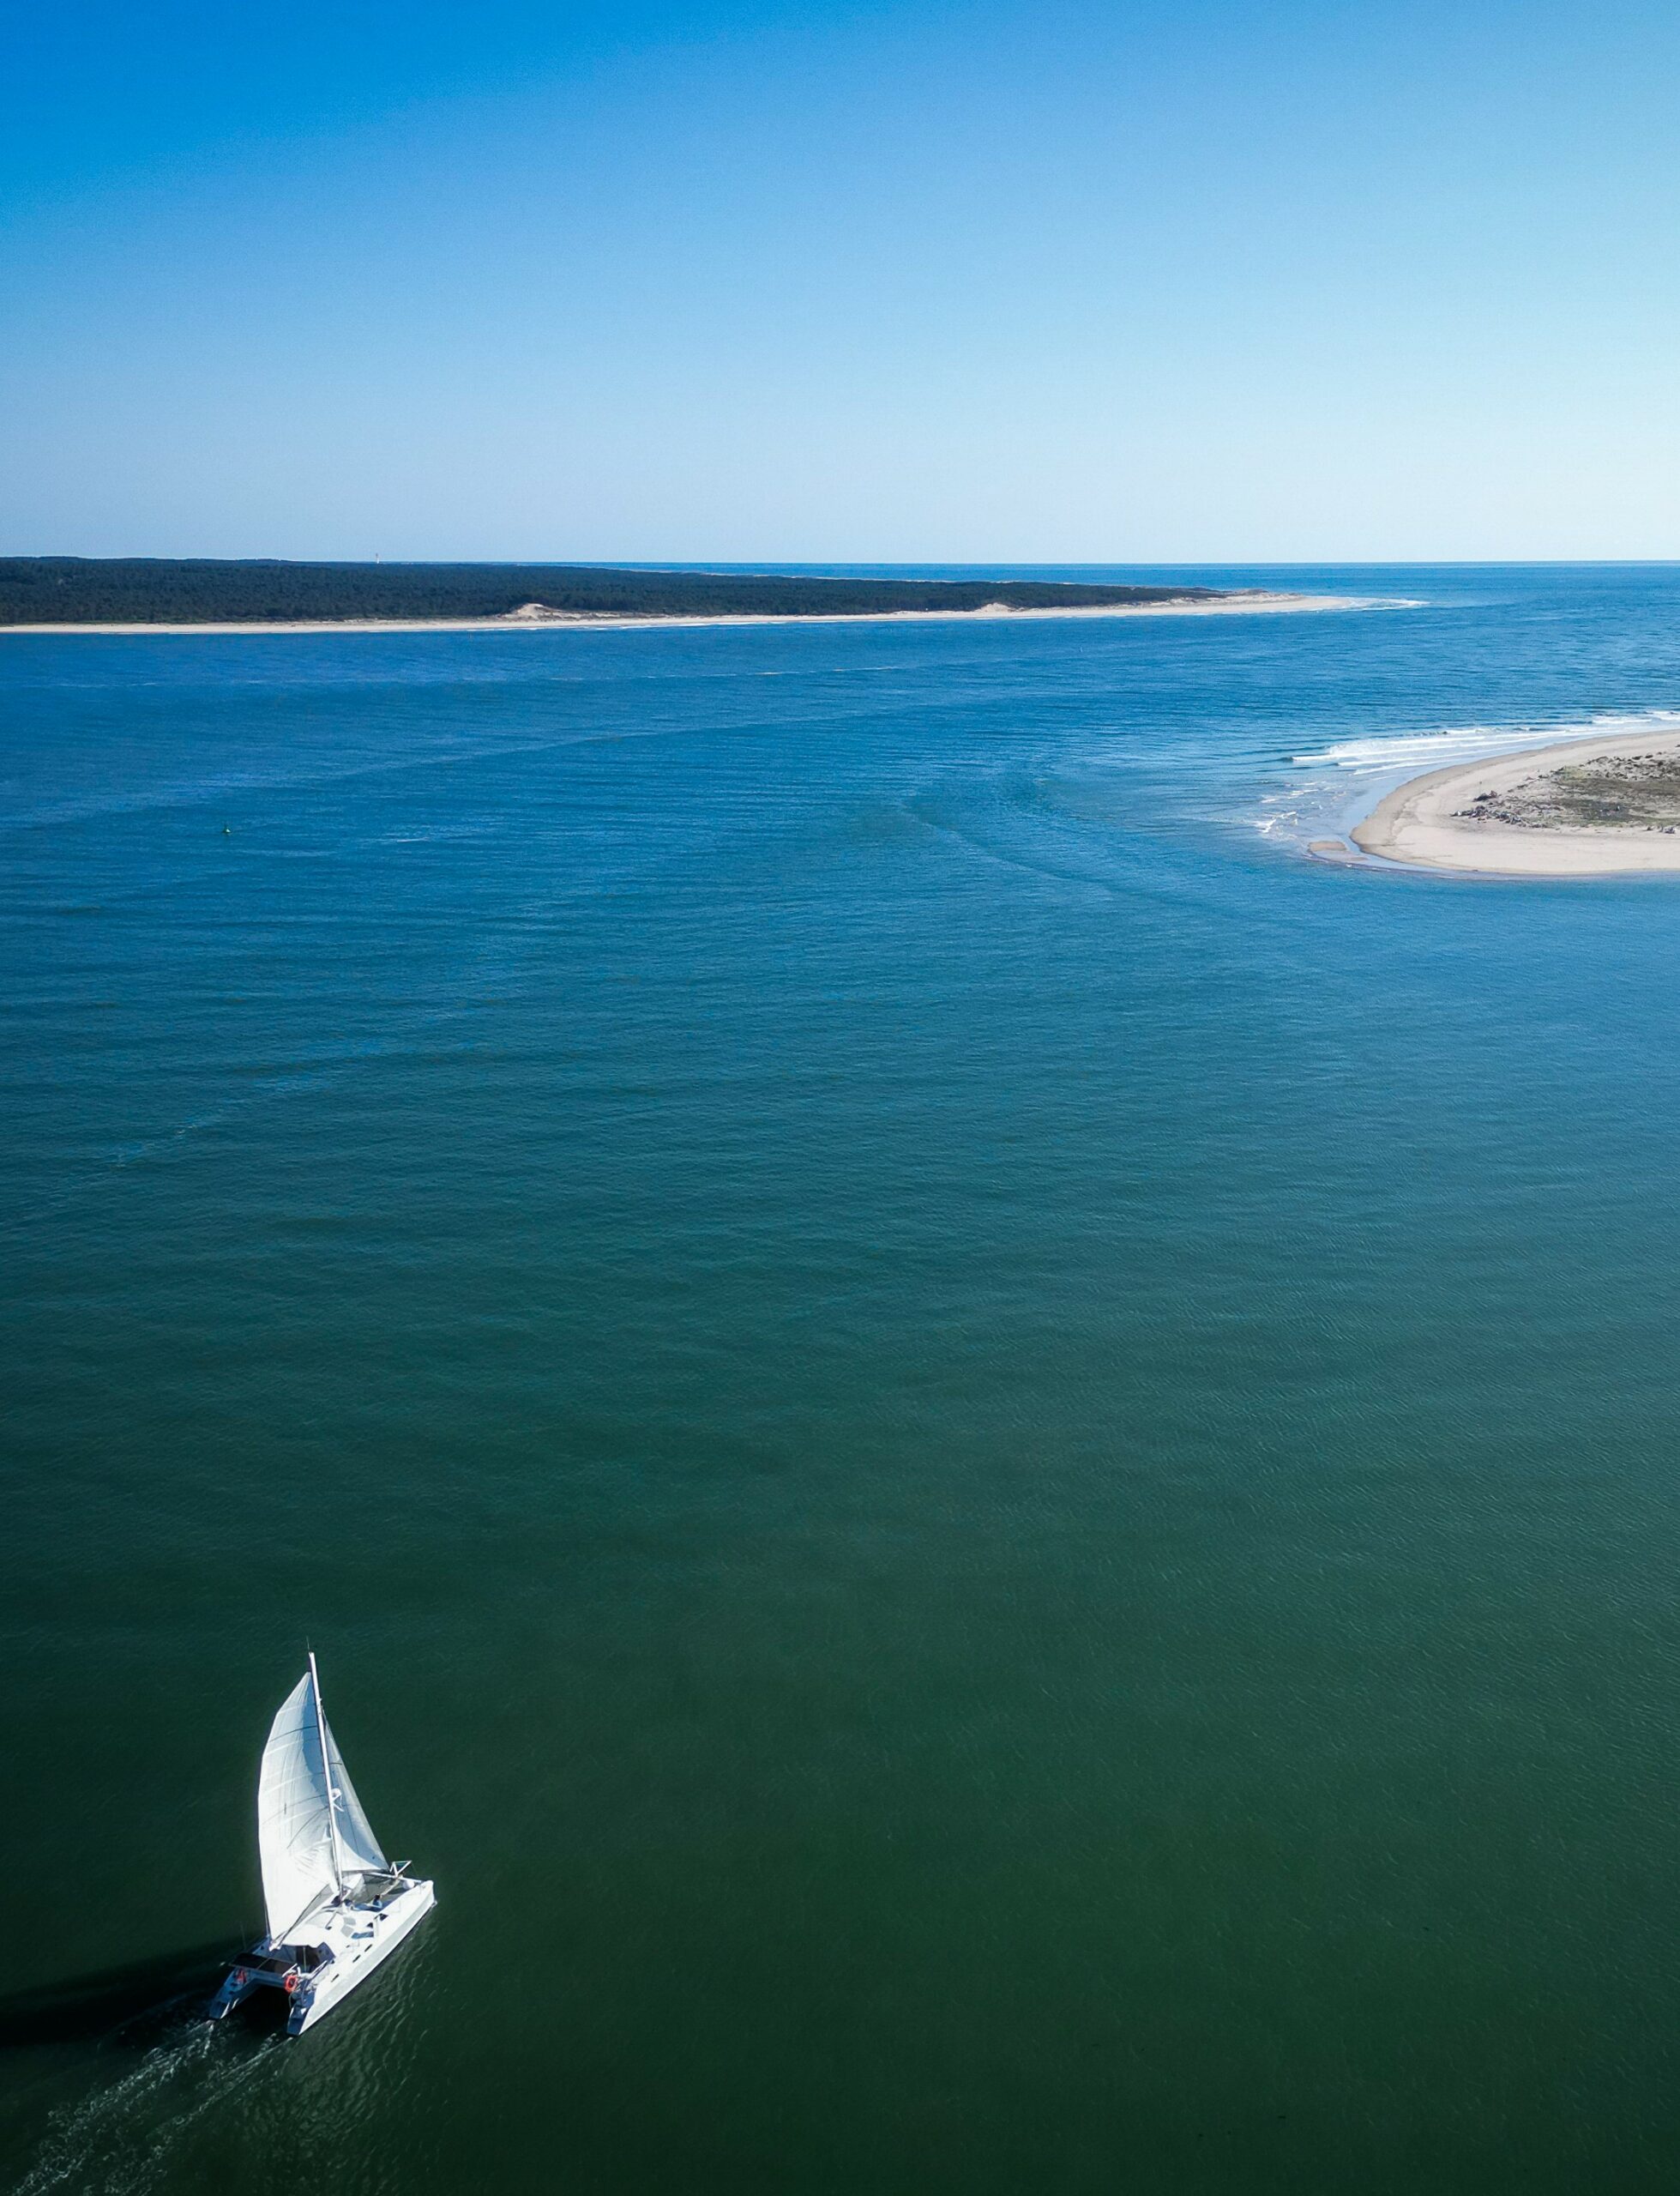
{"left": 0, "top": 558, "right": 1222, "bottom": 624}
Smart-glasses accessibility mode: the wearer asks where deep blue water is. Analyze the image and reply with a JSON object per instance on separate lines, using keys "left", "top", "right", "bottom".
{"left": 6, "top": 565, "right": 1680, "bottom": 2193}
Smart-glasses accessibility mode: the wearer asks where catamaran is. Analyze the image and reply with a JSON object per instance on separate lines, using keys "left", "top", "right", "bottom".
{"left": 209, "top": 1653, "right": 435, "bottom": 2036}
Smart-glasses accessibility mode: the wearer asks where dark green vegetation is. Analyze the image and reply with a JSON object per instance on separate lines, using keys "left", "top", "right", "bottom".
{"left": 0, "top": 558, "right": 1226, "bottom": 625}
{"left": 1456, "top": 748, "right": 1680, "bottom": 832}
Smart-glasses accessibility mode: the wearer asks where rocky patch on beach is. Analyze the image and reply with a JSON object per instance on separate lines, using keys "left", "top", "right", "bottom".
{"left": 1454, "top": 749, "right": 1680, "bottom": 833}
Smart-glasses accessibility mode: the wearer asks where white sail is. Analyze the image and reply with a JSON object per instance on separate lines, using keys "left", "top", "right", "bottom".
{"left": 257, "top": 1665, "right": 388, "bottom": 1943}
{"left": 322, "top": 1711, "right": 388, "bottom": 1880}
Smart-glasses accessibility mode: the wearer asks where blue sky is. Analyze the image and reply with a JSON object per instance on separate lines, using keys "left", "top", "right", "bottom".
{"left": 3, "top": 0, "right": 1677, "bottom": 559}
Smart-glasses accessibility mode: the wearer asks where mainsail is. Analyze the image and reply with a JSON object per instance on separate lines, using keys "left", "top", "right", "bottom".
{"left": 257, "top": 1662, "right": 389, "bottom": 1943}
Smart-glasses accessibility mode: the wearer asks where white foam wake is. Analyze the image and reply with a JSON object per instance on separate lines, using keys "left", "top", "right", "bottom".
{"left": 16, "top": 2024, "right": 280, "bottom": 2196}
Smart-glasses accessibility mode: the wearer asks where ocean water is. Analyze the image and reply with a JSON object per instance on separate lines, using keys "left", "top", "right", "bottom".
{"left": 6, "top": 564, "right": 1680, "bottom": 2194}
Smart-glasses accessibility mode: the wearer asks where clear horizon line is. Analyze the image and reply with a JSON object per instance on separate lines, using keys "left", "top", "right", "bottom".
{"left": 7, "top": 553, "right": 1680, "bottom": 570}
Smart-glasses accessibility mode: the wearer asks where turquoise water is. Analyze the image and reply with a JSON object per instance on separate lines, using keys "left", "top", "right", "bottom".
{"left": 6, "top": 565, "right": 1680, "bottom": 2193}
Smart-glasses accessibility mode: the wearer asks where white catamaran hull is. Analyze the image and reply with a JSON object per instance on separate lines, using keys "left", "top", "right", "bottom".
{"left": 213, "top": 1876, "right": 437, "bottom": 2036}
{"left": 294, "top": 1877, "right": 436, "bottom": 2034}
{"left": 289, "top": 1877, "right": 437, "bottom": 2035}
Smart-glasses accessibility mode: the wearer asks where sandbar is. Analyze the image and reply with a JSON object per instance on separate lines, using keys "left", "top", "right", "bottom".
{"left": 0, "top": 592, "right": 1364, "bottom": 637}
{"left": 1352, "top": 725, "right": 1680, "bottom": 876}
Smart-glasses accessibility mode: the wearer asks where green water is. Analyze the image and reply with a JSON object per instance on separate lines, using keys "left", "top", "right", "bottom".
{"left": 6, "top": 567, "right": 1680, "bottom": 2191}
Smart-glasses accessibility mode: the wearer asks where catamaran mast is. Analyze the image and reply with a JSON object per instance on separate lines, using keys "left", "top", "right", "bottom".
{"left": 308, "top": 1650, "right": 346, "bottom": 1897}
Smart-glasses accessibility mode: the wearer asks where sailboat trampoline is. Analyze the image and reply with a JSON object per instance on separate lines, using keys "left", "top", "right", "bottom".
{"left": 210, "top": 1653, "right": 436, "bottom": 2036}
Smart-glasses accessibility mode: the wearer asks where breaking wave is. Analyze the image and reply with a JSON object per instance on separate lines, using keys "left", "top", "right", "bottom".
{"left": 1255, "top": 707, "right": 1680, "bottom": 848}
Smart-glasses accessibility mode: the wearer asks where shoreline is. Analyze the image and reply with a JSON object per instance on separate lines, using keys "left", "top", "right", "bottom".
{"left": 1350, "top": 725, "right": 1680, "bottom": 875}
{"left": 0, "top": 591, "right": 1366, "bottom": 637}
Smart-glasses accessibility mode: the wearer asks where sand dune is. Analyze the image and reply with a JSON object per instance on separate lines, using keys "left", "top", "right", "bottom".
{"left": 1351, "top": 725, "right": 1680, "bottom": 875}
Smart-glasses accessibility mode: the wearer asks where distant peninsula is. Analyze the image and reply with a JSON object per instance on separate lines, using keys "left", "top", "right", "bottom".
{"left": 0, "top": 558, "right": 1348, "bottom": 633}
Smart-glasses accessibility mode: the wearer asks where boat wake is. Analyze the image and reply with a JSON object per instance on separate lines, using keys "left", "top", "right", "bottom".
{"left": 1255, "top": 707, "right": 1680, "bottom": 852}
{"left": 15, "top": 2022, "right": 281, "bottom": 2196}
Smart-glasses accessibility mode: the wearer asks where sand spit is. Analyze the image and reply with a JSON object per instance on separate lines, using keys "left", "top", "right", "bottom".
{"left": 0, "top": 592, "right": 1368, "bottom": 637}
{"left": 1352, "top": 725, "right": 1680, "bottom": 876}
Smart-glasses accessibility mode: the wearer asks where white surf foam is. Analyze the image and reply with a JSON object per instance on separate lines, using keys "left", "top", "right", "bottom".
{"left": 1259, "top": 708, "right": 1680, "bottom": 848}
{"left": 1295, "top": 709, "right": 1680, "bottom": 776}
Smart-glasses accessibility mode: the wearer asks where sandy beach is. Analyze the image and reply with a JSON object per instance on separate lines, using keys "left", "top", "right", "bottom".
{"left": 0, "top": 591, "right": 1364, "bottom": 637}
{"left": 1351, "top": 724, "right": 1680, "bottom": 875}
